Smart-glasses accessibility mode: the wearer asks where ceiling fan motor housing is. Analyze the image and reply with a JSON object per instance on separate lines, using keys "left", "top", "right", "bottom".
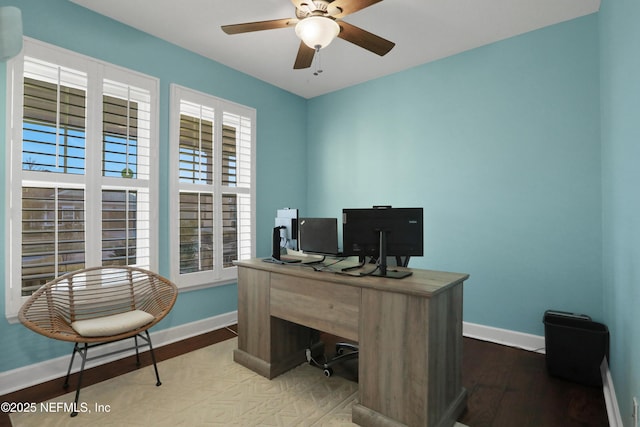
{"left": 295, "top": 1, "right": 340, "bottom": 19}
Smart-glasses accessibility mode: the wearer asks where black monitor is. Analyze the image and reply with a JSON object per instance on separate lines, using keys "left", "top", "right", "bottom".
{"left": 342, "top": 206, "right": 423, "bottom": 279}
{"left": 298, "top": 217, "right": 339, "bottom": 255}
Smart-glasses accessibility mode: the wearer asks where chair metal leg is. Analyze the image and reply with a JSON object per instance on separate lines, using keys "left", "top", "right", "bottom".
{"left": 68, "top": 343, "right": 88, "bottom": 417}
{"left": 63, "top": 343, "right": 79, "bottom": 389}
{"left": 143, "top": 330, "right": 162, "bottom": 386}
{"left": 134, "top": 335, "right": 141, "bottom": 366}
{"left": 60, "top": 332, "right": 161, "bottom": 417}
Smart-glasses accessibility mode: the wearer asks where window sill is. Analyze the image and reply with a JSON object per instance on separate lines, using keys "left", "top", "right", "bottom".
{"left": 175, "top": 277, "right": 238, "bottom": 293}
{"left": 6, "top": 312, "right": 19, "bottom": 325}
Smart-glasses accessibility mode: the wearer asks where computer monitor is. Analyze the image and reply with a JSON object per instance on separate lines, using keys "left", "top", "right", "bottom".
{"left": 298, "top": 217, "right": 339, "bottom": 255}
{"left": 275, "top": 208, "right": 298, "bottom": 251}
{"left": 342, "top": 206, "right": 423, "bottom": 279}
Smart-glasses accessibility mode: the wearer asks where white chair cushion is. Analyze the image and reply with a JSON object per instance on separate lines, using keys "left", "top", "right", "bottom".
{"left": 71, "top": 309, "right": 155, "bottom": 337}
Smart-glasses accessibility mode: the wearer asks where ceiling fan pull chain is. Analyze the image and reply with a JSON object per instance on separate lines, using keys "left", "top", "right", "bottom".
{"left": 313, "top": 46, "right": 323, "bottom": 76}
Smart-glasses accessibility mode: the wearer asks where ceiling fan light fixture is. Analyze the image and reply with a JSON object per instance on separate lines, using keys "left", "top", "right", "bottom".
{"left": 295, "top": 16, "right": 340, "bottom": 50}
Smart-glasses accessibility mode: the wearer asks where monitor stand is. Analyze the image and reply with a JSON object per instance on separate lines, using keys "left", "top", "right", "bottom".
{"left": 371, "top": 268, "right": 412, "bottom": 279}
{"left": 372, "top": 230, "right": 412, "bottom": 279}
{"left": 263, "top": 226, "right": 301, "bottom": 264}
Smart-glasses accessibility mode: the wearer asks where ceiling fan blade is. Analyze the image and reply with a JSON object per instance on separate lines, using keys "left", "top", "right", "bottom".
{"left": 293, "top": 42, "right": 316, "bottom": 69}
{"left": 337, "top": 21, "right": 395, "bottom": 56}
{"left": 221, "top": 18, "right": 297, "bottom": 35}
{"left": 328, "top": 0, "right": 383, "bottom": 19}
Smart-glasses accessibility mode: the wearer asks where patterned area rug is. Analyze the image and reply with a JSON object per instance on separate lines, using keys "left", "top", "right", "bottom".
{"left": 10, "top": 337, "right": 467, "bottom": 426}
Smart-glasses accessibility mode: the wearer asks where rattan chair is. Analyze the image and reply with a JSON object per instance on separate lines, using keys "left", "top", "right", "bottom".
{"left": 19, "top": 266, "right": 178, "bottom": 416}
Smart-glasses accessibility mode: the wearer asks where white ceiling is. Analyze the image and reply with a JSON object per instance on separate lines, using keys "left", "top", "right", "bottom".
{"left": 69, "top": 0, "right": 600, "bottom": 99}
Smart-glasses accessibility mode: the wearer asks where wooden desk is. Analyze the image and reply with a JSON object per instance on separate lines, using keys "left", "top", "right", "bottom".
{"left": 233, "top": 258, "right": 469, "bottom": 427}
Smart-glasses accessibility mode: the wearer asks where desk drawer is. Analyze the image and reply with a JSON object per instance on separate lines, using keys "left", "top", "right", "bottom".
{"left": 270, "top": 273, "right": 360, "bottom": 341}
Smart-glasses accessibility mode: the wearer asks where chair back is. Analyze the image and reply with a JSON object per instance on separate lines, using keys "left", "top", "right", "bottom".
{"left": 19, "top": 266, "right": 178, "bottom": 343}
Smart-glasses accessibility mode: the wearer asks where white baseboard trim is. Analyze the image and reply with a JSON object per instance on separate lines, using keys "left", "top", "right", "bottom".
{"left": 0, "top": 311, "right": 237, "bottom": 396}
{"left": 601, "top": 357, "right": 623, "bottom": 427}
{"left": 462, "top": 321, "right": 546, "bottom": 353}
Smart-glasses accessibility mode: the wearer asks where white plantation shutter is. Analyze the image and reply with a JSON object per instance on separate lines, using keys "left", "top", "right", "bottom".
{"left": 236, "top": 193, "right": 252, "bottom": 262}
{"left": 102, "top": 79, "right": 152, "bottom": 180}
{"left": 171, "top": 85, "right": 255, "bottom": 287}
{"left": 100, "top": 79, "right": 153, "bottom": 268}
{"left": 178, "top": 103, "right": 216, "bottom": 274}
{"left": 179, "top": 192, "right": 214, "bottom": 273}
{"left": 221, "top": 112, "right": 253, "bottom": 267}
{"left": 21, "top": 186, "right": 86, "bottom": 296}
{"left": 223, "top": 112, "right": 252, "bottom": 189}
{"left": 179, "top": 101, "right": 214, "bottom": 185}
{"left": 22, "top": 57, "right": 87, "bottom": 175}
{"left": 19, "top": 57, "right": 89, "bottom": 295}
{"left": 5, "top": 39, "right": 159, "bottom": 319}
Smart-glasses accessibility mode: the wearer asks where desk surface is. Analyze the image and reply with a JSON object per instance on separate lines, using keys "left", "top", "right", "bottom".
{"left": 235, "top": 258, "right": 469, "bottom": 298}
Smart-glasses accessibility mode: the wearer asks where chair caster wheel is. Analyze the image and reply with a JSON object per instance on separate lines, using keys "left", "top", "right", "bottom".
{"left": 323, "top": 368, "right": 333, "bottom": 377}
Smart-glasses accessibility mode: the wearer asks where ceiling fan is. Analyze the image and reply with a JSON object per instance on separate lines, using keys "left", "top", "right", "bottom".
{"left": 221, "top": 0, "right": 395, "bottom": 70}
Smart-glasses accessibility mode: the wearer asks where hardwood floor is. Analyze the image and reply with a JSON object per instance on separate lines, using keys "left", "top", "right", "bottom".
{"left": 459, "top": 337, "right": 608, "bottom": 427}
{"left": 0, "top": 326, "right": 608, "bottom": 427}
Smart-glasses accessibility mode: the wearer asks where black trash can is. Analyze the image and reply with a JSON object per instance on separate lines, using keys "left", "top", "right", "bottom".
{"left": 543, "top": 310, "right": 609, "bottom": 387}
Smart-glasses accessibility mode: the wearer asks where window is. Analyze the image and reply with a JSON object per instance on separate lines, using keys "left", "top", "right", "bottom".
{"left": 170, "top": 85, "right": 255, "bottom": 288}
{"left": 5, "top": 39, "right": 158, "bottom": 319}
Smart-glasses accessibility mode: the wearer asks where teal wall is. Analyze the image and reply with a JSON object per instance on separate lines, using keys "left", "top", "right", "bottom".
{"left": 600, "top": 0, "right": 640, "bottom": 424}
{"left": 307, "top": 15, "right": 602, "bottom": 336}
{"left": 0, "top": 0, "right": 308, "bottom": 371}
{"left": 2, "top": 2, "right": 637, "bottom": 419}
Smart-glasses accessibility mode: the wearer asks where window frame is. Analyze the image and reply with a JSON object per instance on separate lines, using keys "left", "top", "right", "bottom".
{"left": 4, "top": 38, "right": 160, "bottom": 321}
{"left": 169, "top": 84, "right": 256, "bottom": 289}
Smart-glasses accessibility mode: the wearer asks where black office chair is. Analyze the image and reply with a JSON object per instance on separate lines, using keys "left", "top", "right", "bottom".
{"left": 305, "top": 329, "right": 359, "bottom": 377}
{"left": 317, "top": 342, "right": 359, "bottom": 377}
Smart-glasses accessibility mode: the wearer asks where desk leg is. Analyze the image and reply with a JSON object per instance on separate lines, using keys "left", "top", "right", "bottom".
{"left": 354, "top": 284, "right": 466, "bottom": 427}
{"left": 233, "top": 267, "right": 309, "bottom": 379}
